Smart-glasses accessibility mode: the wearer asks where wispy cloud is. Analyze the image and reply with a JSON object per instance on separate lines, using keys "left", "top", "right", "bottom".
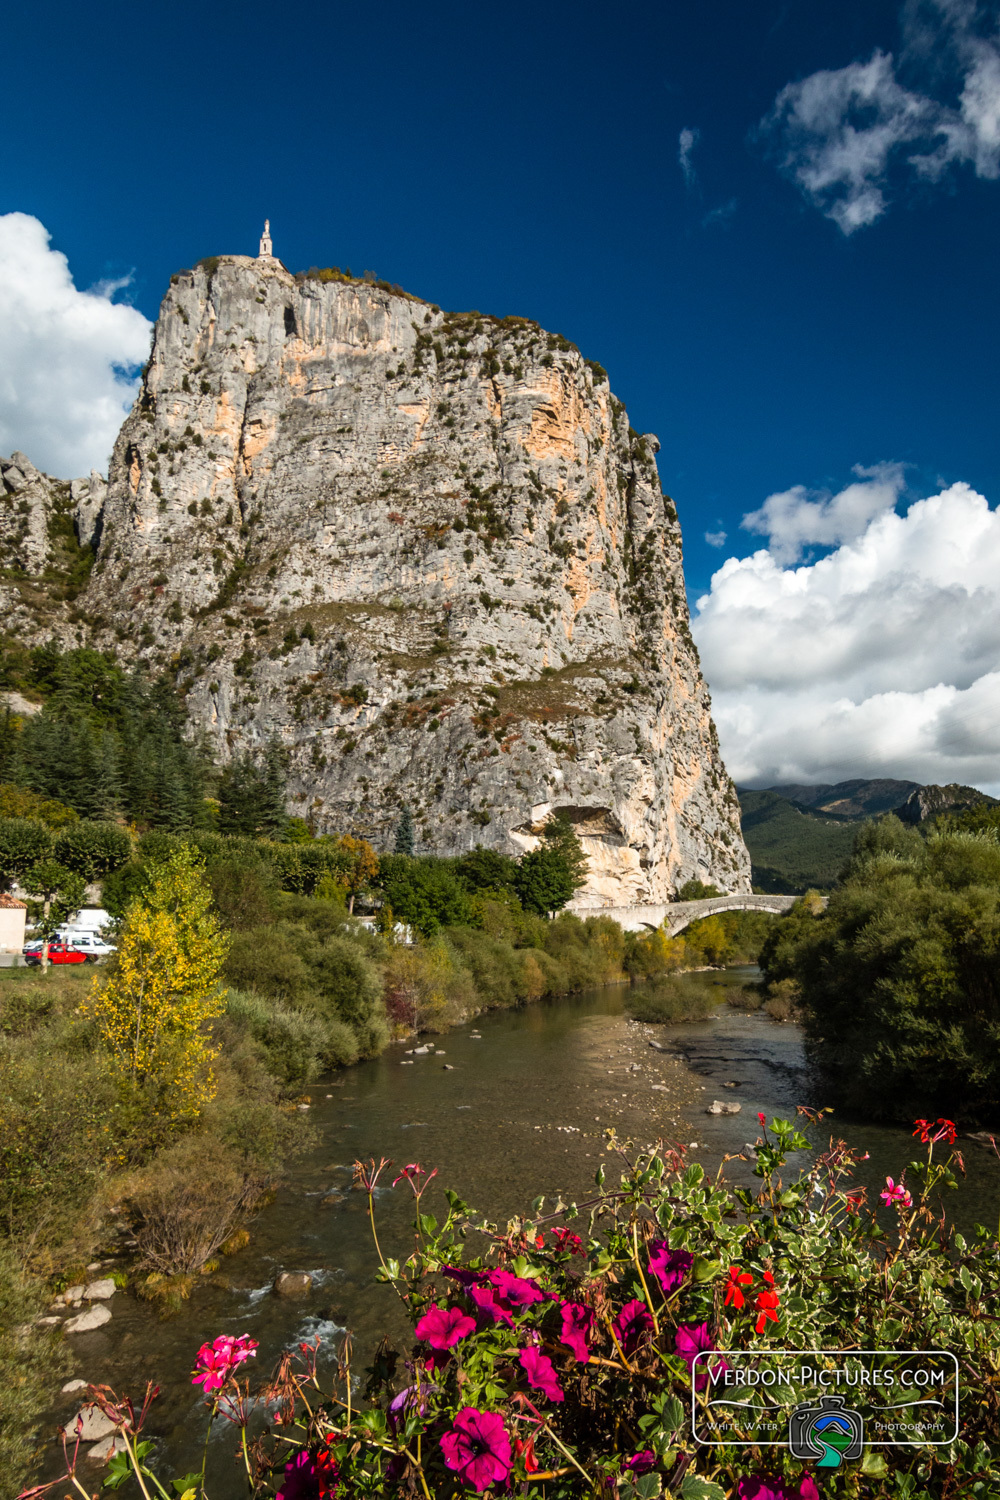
{"left": 705, "top": 528, "right": 728, "bottom": 547}
{"left": 702, "top": 197, "right": 738, "bottom": 227}
{"left": 741, "top": 461, "right": 907, "bottom": 563}
{"left": 762, "top": 1, "right": 1000, "bottom": 231}
{"left": 678, "top": 126, "right": 700, "bottom": 187}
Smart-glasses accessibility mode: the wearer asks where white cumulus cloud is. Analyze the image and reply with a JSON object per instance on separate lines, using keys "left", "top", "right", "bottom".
{"left": 693, "top": 479, "right": 1000, "bottom": 793}
{"left": 762, "top": 2, "right": 1000, "bottom": 231}
{"left": 0, "top": 213, "right": 152, "bottom": 477}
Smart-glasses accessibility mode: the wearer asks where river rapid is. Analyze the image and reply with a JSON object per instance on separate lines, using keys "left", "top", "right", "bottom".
{"left": 47, "top": 969, "right": 1000, "bottom": 1491}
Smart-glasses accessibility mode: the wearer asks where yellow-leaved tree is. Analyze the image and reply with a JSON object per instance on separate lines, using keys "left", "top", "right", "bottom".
{"left": 83, "top": 848, "right": 229, "bottom": 1129}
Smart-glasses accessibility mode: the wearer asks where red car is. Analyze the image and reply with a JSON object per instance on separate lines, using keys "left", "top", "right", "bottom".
{"left": 23, "top": 942, "right": 89, "bottom": 966}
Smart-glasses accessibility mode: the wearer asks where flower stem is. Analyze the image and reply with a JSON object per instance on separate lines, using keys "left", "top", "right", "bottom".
{"left": 631, "top": 1220, "right": 660, "bottom": 1338}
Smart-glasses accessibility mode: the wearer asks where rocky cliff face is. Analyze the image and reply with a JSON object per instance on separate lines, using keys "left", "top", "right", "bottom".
{"left": 8, "top": 253, "right": 750, "bottom": 903}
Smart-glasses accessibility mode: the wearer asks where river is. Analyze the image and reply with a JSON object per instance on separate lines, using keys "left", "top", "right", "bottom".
{"left": 48, "top": 969, "right": 1000, "bottom": 1491}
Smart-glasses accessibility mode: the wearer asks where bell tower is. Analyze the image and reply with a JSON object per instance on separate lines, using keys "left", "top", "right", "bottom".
{"left": 258, "top": 219, "right": 273, "bottom": 258}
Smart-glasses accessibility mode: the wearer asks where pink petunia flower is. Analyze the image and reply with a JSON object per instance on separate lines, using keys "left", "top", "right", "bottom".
{"left": 415, "top": 1304, "right": 477, "bottom": 1350}
{"left": 440, "top": 1407, "right": 513, "bottom": 1492}
{"left": 518, "top": 1346, "right": 564, "bottom": 1403}
{"left": 488, "top": 1269, "right": 545, "bottom": 1309}
{"left": 736, "top": 1476, "right": 818, "bottom": 1500}
{"left": 624, "top": 1451, "right": 657, "bottom": 1475}
{"left": 614, "top": 1299, "right": 654, "bottom": 1356}
{"left": 191, "top": 1334, "right": 258, "bottom": 1393}
{"left": 467, "top": 1281, "right": 515, "bottom": 1327}
{"left": 675, "top": 1322, "right": 728, "bottom": 1391}
{"left": 559, "top": 1301, "right": 594, "bottom": 1363}
{"left": 880, "top": 1176, "right": 913, "bottom": 1208}
{"left": 275, "top": 1446, "right": 341, "bottom": 1500}
{"left": 647, "top": 1242, "right": 694, "bottom": 1296}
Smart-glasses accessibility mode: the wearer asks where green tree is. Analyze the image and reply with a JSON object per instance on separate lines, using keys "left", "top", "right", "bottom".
{"left": 394, "top": 804, "right": 415, "bottom": 855}
{"left": 378, "top": 855, "right": 471, "bottom": 936}
{"left": 514, "top": 814, "right": 588, "bottom": 916}
{"left": 456, "top": 845, "right": 518, "bottom": 894}
{"left": 21, "top": 860, "right": 87, "bottom": 969}
{"left": 764, "top": 825, "right": 1000, "bottom": 1122}
{"left": 217, "top": 740, "right": 288, "bottom": 839}
{"left": 676, "top": 877, "right": 722, "bottom": 901}
{"left": 53, "top": 820, "right": 132, "bottom": 879}
{"left": 0, "top": 817, "right": 53, "bottom": 888}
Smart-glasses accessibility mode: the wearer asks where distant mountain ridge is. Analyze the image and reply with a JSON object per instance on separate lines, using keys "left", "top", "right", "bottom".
{"left": 761, "top": 778, "right": 920, "bottom": 821}
{"left": 738, "top": 777, "right": 998, "bottom": 893}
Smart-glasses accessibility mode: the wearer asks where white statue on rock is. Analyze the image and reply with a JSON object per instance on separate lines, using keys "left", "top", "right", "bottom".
{"left": 258, "top": 220, "right": 273, "bottom": 258}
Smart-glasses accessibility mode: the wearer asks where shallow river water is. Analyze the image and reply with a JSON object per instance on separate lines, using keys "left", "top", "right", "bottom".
{"left": 49, "top": 970, "right": 1000, "bottom": 1490}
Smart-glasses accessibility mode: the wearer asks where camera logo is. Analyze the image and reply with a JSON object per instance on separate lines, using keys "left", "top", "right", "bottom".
{"left": 788, "top": 1395, "right": 864, "bottom": 1469}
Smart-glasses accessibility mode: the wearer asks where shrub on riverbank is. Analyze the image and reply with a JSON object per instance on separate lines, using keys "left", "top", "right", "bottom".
{"left": 626, "top": 974, "right": 722, "bottom": 1023}
{"left": 761, "top": 821, "right": 1000, "bottom": 1122}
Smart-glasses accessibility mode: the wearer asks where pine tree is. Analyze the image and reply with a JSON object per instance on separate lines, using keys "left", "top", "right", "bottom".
{"left": 394, "top": 804, "right": 415, "bottom": 855}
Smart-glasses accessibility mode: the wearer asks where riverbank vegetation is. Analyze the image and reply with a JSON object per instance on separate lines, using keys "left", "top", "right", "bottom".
{"left": 761, "top": 817, "right": 1000, "bottom": 1124}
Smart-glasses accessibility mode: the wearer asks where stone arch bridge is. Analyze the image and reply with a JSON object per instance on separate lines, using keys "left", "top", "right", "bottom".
{"left": 579, "top": 893, "right": 800, "bottom": 936}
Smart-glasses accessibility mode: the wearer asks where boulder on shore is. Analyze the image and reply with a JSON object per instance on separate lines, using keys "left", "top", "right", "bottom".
{"left": 706, "top": 1100, "right": 742, "bottom": 1115}
{"left": 64, "top": 1305, "right": 112, "bottom": 1334}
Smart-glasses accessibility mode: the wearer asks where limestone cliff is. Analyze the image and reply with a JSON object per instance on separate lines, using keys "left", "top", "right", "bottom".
{"left": 6, "top": 253, "right": 750, "bottom": 903}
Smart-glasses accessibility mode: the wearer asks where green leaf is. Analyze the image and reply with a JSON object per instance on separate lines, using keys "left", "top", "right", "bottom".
{"left": 684, "top": 1164, "right": 705, "bottom": 1189}
{"left": 595, "top": 1164, "right": 606, "bottom": 1188}
{"left": 860, "top": 1449, "right": 888, "bottom": 1477}
{"left": 660, "top": 1395, "right": 686, "bottom": 1432}
{"left": 635, "top": 1473, "right": 662, "bottom": 1499}
{"left": 680, "top": 1477, "right": 726, "bottom": 1500}
{"left": 960, "top": 1264, "right": 972, "bottom": 1292}
{"left": 418, "top": 1213, "right": 437, "bottom": 1237}
{"left": 531, "top": 1195, "right": 545, "bottom": 1213}
{"left": 444, "top": 1188, "right": 469, "bottom": 1212}
{"left": 171, "top": 1478, "right": 203, "bottom": 1498}
{"left": 102, "top": 1455, "right": 132, "bottom": 1492}
{"left": 693, "top": 1256, "right": 722, "bottom": 1282}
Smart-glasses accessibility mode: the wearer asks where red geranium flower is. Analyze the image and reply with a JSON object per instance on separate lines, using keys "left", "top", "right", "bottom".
{"left": 754, "top": 1272, "right": 780, "bottom": 1334}
{"left": 191, "top": 1334, "right": 258, "bottom": 1393}
{"left": 440, "top": 1407, "right": 512, "bottom": 1492}
{"left": 724, "top": 1264, "right": 753, "bottom": 1309}
{"left": 514, "top": 1437, "right": 540, "bottom": 1474}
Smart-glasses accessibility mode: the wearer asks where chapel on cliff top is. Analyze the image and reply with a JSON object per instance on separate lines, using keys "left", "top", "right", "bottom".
{"left": 259, "top": 220, "right": 273, "bottom": 258}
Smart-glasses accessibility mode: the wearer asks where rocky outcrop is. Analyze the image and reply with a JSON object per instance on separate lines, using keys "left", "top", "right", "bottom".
{"left": 9, "top": 253, "right": 750, "bottom": 902}
{"left": 893, "top": 782, "right": 998, "bottom": 825}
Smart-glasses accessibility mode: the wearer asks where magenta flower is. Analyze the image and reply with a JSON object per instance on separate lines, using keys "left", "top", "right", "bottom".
{"left": 614, "top": 1299, "right": 654, "bottom": 1356}
{"left": 518, "top": 1346, "right": 564, "bottom": 1402}
{"left": 736, "top": 1477, "right": 818, "bottom": 1500}
{"left": 675, "top": 1322, "right": 728, "bottom": 1391}
{"left": 415, "top": 1304, "right": 477, "bottom": 1350}
{"left": 624, "top": 1452, "right": 657, "bottom": 1475}
{"left": 880, "top": 1176, "right": 913, "bottom": 1208}
{"left": 488, "top": 1269, "right": 545, "bottom": 1309}
{"left": 275, "top": 1446, "right": 340, "bottom": 1500}
{"left": 443, "top": 1264, "right": 483, "bottom": 1287}
{"left": 191, "top": 1334, "right": 258, "bottom": 1393}
{"left": 647, "top": 1242, "right": 694, "bottom": 1296}
{"left": 440, "top": 1407, "right": 513, "bottom": 1492}
{"left": 468, "top": 1281, "right": 514, "bottom": 1327}
{"left": 559, "top": 1301, "right": 594, "bottom": 1363}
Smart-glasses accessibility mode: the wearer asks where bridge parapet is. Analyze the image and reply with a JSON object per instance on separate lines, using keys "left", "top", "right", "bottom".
{"left": 574, "top": 893, "right": 799, "bottom": 935}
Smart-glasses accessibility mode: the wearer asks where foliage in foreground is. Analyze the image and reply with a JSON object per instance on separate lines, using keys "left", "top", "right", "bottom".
{"left": 34, "top": 1118, "right": 1000, "bottom": 1500}
{"left": 761, "top": 819, "right": 1000, "bottom": 1122}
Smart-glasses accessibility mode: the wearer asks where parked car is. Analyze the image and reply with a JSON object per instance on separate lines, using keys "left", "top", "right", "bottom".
{"left": 63, "top": 931, "right": 116, "bottom": 957}
{"left": 23, "top": 942, "right": 89, "bottom": 966}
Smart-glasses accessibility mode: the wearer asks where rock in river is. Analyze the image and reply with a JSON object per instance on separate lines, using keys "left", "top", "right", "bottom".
{"left": 706, "top": 1100, "right": 742, "bottom": 1115}
{"left": 64, "top": 1305, "right": 112, "bottom": 1334}
{"left": 274, "top": 1272, "right": 313, "bottom": 1296}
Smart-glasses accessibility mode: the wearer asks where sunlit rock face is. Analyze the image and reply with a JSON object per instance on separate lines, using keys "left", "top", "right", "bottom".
{"left": 53, "top": 254, "right": 750, "bottom": 901}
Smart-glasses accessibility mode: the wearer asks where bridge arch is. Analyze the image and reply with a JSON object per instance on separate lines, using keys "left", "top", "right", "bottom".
{"left": 573, "top": 894, "right": 799, "bottom": 935}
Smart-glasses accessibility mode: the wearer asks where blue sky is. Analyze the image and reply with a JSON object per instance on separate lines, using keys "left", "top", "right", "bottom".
{"left": 3, "top": 0, "right": 999, "bottom": 789}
